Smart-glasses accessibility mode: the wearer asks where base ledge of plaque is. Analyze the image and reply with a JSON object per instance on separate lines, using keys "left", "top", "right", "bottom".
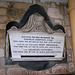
{"left": 11, "top": 57, "right": 65, "bottom": 61}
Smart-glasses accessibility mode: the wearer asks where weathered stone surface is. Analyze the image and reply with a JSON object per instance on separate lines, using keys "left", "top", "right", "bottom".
{"left": 68, "top": 63, "right": 74, "bottom": 73}
{"left": 38, "top": 71, "right": 47, "bottom": 75}
{"left": 52, "top": 64, "right": 68, "bottom": 74}
{"left": 37, "top": 2, "right": 49, "bottom": 11}
{"left": 13, "top": 2, "right": 28, "bottom": 10}
{"left": 0, "top": 8, "right": 7, "bottom": 15}
{"left": 36, "top": 0, "right": 40, "bottom": 3}
{"left": 65, "top": 26, "right": 71, "bottom": 37}
{"left": 64, "top": 6, "right": 68, "bottom": 15}
{"left": 60, "top": 5, "right": 65, "bottom": 15}
{"left": 0, "top": 49, "right": 4, "bottom": 57}
{"left": 67, "top": 50, "right": 73, "bottom": 62}
{"left": 55, "top": 19, "right": 64, "bottom": 26}
{"left": 28, "top": 71, "right": 37, "bottom": 75}
{"left": 56, "top": 2, "right": 60, "bottom": 9}
{"left": 65, "top": 15, "right": 70, "bottom": 25}
{"left": 7, "top": 8, "right": 25, "bottom": 21}
{"left": 50, "top": 2, "right": 56, "bottom": 8}
{"left": 45, "top": 69, "right": 52, "bottom": 74}
{"left": 0, "top": 29, "right": 5, "bottom": 39}
{"left": 56, "top": 2, "right": 60, "bottom": 5}
{"left": 47, "top": 8, "right": 64, "bottom": 19}
{"left": 66, "top": 38, "right": 72, "bottom": 50}
{"left": 0, "top": 39, "right": 5, "bottom": 48}
{"left": 38, "top": 70, "right": 50, "bottom": 75}
{"left": 7, "top": 68, "right": 28, "bottom": 75}
{"left": 0, "top": 58, "right": 5, "bottom": 67}
{"left": 0, "top": 24, "right": 6, "bottom": 29}
{"left": 0, "top": 69, "right": 5, "bottom": 75}
{"left": 0, "top": 16, "right": 8, "bottom": 23}
{"left": 0, "top": 1, "right": 9, "bottom": 8}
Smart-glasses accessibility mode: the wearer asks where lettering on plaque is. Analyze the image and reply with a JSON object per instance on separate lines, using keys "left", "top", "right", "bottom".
{"left": 8, "top": 31, "right": 65, "bottom": 61}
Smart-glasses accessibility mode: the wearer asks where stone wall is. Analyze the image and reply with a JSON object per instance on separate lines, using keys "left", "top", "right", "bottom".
{"left": 0, "top": 1, "right": 74, "bottom": 75}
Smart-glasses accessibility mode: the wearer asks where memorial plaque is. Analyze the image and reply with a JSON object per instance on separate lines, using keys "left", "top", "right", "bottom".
{"left": 5, "top": 4, "right": 67, "bottom": 71}
{"left": 8, "top": 31, "right": 65, "bottom": 61}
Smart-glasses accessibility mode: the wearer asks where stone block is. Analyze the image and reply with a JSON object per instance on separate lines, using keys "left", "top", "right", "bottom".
{"left": 65, "top": 26, "right": 71, "bottom": 37}
{"left": 28, "top": 69, "right": 51, "bottom": 75}
{"left": 28, "top": 71, "right": 37, "bottom": 75}
{"left": 0, "top": 8, "right": 7, "bottom": 15}
{"left": 56, "top": 2, "right": 60, "bottom": 9}
{"left": 0, "top": 16, "right": 8, "bottom": 23}
{"left": 0, "top": 24, "right": 6, "bottom": 29}
{"left": 37, "top": 71, "right": 48, "bottom": 75}
{"left": 7, "top": 8, "right": 25, "bottom": 21}
{"left": 68, "top": 63, "right": 74, "bottom": 73}
{"left": 66, "top": 38, "right": 72, "bottom": 50}
{"left": 0, "top": 69, "right": 5, "bottom": 75}
{"left": 13, "top": 2, "right": 28, "bottom": 10}
{"left": 37, "top": 2, "right": 49, "bottom": 11}
{"left": 50, "top": 2, "right": 56, "bottom": 8}
{"left": 7, "top": 68, "right": 28, "bottom": 75}
{"left": 65, "top": 15, "right": 70, "bottom": 25}
{"left": 36, "top": 0, "right": 40, "bottom": 3}
{"left": 64, "top": 6, "right": 68, "bottom": 15}
{"left": 47, "top": 8, "right": 64, "bottom": 19}
{"left": 52, "top": 64, "right": 68, "bottom": 74}
{"left": 0, "top": 49, "right": 4, "bottom": 57}
{"left": 0, "top": 29, "right": 5, "bottom": 39}
{"left": 60, "top": 5, "right": 65, "bottom": 15}
{"left": 56, "top": 2, "right": 60, "bottom": 6}
{"left": 38, "top": 69, "right": 52, "bottom": 75}
{"left": 38, "top": 71, "right": 47, "bottom": 75}
{"left": 0, "top": 58, "right": 5, "bottom": 67}
{"left": 0, "top": 39, "right": 5, "bottom": 48}
{"left": 67, "top": 50, "right": 73, "bottom": 62}
{"left": 0, "top": 1, "right": 9, "bottom": 8}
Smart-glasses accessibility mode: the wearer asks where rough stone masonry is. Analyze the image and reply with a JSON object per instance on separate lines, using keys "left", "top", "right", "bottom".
{"left": 0, "top": 1, "right": 74, "bottom": 75}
